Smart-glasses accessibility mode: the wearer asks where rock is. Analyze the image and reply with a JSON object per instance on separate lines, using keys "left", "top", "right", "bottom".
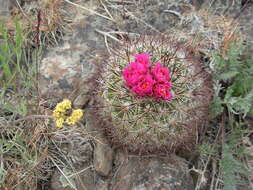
{"left": 112, "top": 152, "right": 194, "bottom": 190}
{"left": 38, "top": 0, "right": 108, "bottom": 108}
{"left": 94, "top": 141, "right": 114, "bottom": 176}
{"left": 0, "top": 0, "right": 10, "bottom": 21}
{"left": 95, "top": 178, "right": 109, "bottom": 190}
{"left": 51, "top": 171, "right": 73, "bottom": 190}
{"left": 73, "top": 91, "right": 90, "bottom": 109}
{"left": 50, "top": 130, "right": 95, "bottom": 190}
{"left": 0, "top": 0, "right": 25, "bottom": 21}
{"left": 85, "top": 109, "right": 114, "bottom": 176}
{"left": 66, "top": 135, "right": 93, "bottom": 168}
{"left": 39, "top": 40, "right": 99, "bottom": 106}
{"left": 190, "top": 0, "right": 205, "bottom": 10}
{"left": 0, "top": 0, "right": 10, "bottom": 13}
{"left": 51, "top": 168, "right": 96, "bottom": 190}
{"left": 110, "top": 0, "right": 194, "bottom": 34}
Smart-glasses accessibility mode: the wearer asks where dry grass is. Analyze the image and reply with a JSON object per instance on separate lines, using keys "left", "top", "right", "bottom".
{"left": 0, "top": 1, "right": 86, "bottom": 189}
{"left": 6, "top": 0, "right": 72, "bottom": 47}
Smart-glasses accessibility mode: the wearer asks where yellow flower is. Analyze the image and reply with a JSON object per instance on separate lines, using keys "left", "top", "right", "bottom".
{"left": 52, "top": 100, "right": 83, "bottom": 128}
{"left": 52, "top": 109, "right": 61, "bottom": 119}
{"left": 66, "top": 109, "right": 83, "bottom": 125}
{"left": 55, "top": 118, "right": 64, "bottom": 128}
{"left": 52, "top": 99, "right": 72, "bottom": 118}
{"left": 52, "top": 99, "right": 72, "bottom": 128}
{"left": 54, "top": 99, "right": 71, "bottom": 113}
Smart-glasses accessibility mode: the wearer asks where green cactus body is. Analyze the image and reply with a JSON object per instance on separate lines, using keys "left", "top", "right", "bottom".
{"left": 92, "top": 36, "right": 213, "bottom": 154}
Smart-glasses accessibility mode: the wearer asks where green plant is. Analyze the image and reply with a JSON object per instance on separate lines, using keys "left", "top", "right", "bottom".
{"left": 195, "top": 119, "right": 249, "bottom": 190}
{"left": 0, "top": 19, "right": 50, "bottom": 190}
{"left": 221, "top": 144, "right": 243, "bottom": 190}
{"left": 90, "top": 35, "right": 213, "bottom": 154}
{"left": 214, "top": 43, "right": 252, "bottom": 190}
{"left": 0, "top": 17, "right": 42, "bottom": 115}
{"left": 220, "top": 128, "right": 248, "bottom": 190}
{"left": 211, "top": 42, "right": 253, "bottom": 117}
{"left": 0, "top": 19, "right": 28, "bottom": 120}
{"left": 0, "top": 19, "right": 25, "bottom": 83}
{"left": 195, "top": 42, "right": 252, "bottom": 190}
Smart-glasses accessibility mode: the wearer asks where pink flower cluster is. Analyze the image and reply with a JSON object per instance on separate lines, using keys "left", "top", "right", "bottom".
{"left": 122, "top": 53, "right": 173, "bottom": 100}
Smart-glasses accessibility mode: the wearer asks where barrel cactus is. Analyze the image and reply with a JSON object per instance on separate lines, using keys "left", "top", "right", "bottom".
{"left": 90, "top": 35, "right": 213, "bottom": 154}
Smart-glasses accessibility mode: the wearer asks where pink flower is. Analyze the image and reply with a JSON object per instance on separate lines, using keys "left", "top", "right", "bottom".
{"left": 123, "top": 68, "right": 143, "bottom": 87}
{"left": 153, "top": 82, "right": 173, "bottom": 100}
{"left": 123, "top": 62, "right": 148, "bottom": 87}
{"left": 134, "top": 53, "right": 150, "bottom": 66}
{"left": 151, "top": 63, "right": 170, "bottom": 82}
{"left": 122, "top": 53, "right": 173, "bottom": 100}
{"left": 131, "top": 74, "right": 155, "bottom": 97}
{"left": 128, "top": 61, "right": 148, "bottom": 73}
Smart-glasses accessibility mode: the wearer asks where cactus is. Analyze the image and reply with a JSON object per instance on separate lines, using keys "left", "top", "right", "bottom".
{"left": 91, "top": 35, "right": 213, "bottom": 154}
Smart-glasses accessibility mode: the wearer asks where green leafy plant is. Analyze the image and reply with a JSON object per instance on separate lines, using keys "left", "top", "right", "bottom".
{"left": 211, "top": 42, "right": 253, "bottom": 117}
{"left": 221, "top": 144, "right": 245, "bottom": 190}
{"left": 220, "top": 122, "right": 248, "bottom": 190}
{"left": 196, "top": 41, "right": 252, "bottom": 190}
{"left": 196, "top": 120, "right": 249, "bottom": 190}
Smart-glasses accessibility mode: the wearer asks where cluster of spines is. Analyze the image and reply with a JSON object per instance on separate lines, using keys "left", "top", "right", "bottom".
{"left": 90, "top": 35, "right": 213, "bottom": 154}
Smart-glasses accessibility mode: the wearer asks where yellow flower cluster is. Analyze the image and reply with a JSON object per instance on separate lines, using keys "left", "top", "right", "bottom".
{"left": 52, "top": 99, "right": 83, "bottom": 128}
{"left": 53, "top": 99, "right": 72, "bottom": 119}
{"left": 66, "top": 109, "right": 83, "bottom": 125}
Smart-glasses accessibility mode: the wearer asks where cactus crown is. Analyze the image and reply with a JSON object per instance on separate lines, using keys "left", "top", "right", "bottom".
{"left": 93, "top": 36, "right": 212, "bottom": 154}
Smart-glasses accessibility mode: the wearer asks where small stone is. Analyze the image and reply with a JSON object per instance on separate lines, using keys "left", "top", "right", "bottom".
{"left": 94, "top": 142, "right": 114, "bottom": 176}
{"left": 73, "top": 91, "right": 91, "bottom": 109}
